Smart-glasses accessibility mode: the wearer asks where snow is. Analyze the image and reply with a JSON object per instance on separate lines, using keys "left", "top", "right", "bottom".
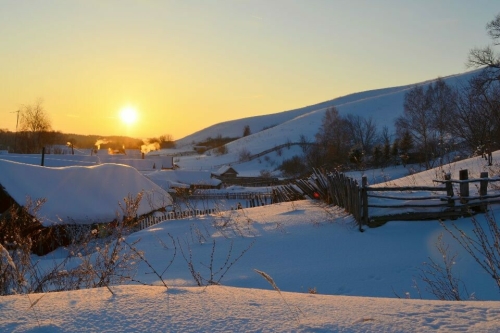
{"left": 2, "top": 285, "right": 500, "bottom": 333}
{"left": 2, "top": 199, "right": 500, "bottom": 331}
{"left": 0, "top": 159, "right": 172, "bottom": 226}
{"left": 143, "top": 169, "right": 222, "bottom": 192}
{"left": 2, "top": 69, "right": 500, "bottom": 332}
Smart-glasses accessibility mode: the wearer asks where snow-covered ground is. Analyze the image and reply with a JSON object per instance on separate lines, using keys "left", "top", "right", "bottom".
{"left": 1, "top": 154, "right": 500, "bottom": 332}
{"left": 2, "top": 197, "right": 500, "bottom": 332}
{"left": 2, "top": 284, "right": 500, "bottom": 333}
{"left": 2, "top": 69, "right": 500, "bottom": 332}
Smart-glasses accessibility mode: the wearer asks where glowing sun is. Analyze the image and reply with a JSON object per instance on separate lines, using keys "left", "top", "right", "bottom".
{"left": 119, "top": 106, "right": 138, "bottom": 125}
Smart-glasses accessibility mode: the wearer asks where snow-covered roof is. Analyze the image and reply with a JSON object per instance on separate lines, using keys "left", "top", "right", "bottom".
{"left": 212, "top": 165, "right": 238, "bottom": 176}
{"left": 97, "top": 156, "right": 174, "bottom": 171}
{"left": 145, "top": 170, "right": 221, "bottom": 188}
{"left": 0, "top": 159, "right": 172, "bottom": 226}
{"left": 0, "top": 153, "right": 174, "bottom": 171}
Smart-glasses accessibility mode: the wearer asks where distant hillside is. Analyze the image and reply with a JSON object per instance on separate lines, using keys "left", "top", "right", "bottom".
{"left": 165, "top": 69, "right": 484, "bottom": 174}
{"left": 175, "top": 69, "right": 480, "bottom": 155}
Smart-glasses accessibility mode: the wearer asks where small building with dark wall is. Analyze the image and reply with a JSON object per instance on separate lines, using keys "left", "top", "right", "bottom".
{"left": 211, "top": 165, "right": 279, "bottom": 187}
{"left": 151, "top": 170, "right": 222, "bottom": 192}
{"left": 212, "top": 165, "right": 239, "bottom": 178}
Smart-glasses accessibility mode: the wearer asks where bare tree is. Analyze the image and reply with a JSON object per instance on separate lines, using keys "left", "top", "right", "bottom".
{"left": 159, "top": 134, "right": 176, "bottom": 149}
{"left": 395, "top": 80, "right": 457, "bottom": 168}
{"left": 441, "top": 212, "right": 500, "bottom": 293}
{"left": 344, "top": 114, "right": 378, "bottom": 153}
{"left": 396, "top": 85, "right": 435, "bottom": 169}
{"left": 312, "top": 106, "right": 350, "bottom": 168}
{"left": 467, "top": 13, "right": 500, "bottom": 88}
{"left": 18, "top": 99, "right": 52, "bottom": 153}
{"left": 20, "top": 99, "right": 51, "bottom": 134}
{"left": 380, "top": 126, "right": 392, "bottom": 166}
{"left": 426, "top": 78, "right": 457, "bottom": 160}
{"left": 418, "top": 234, "right": 469, "bottom": 301}
{"left": 450, "top": 79, "right": 500, "bottom": 153}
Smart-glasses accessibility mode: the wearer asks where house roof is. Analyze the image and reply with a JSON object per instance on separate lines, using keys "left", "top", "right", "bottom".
{"left": 145, "top": 170, "right": 222, "bottom": 189}
{"left": 212, "top": 165, "right": 238, "bottom": 176}
{"left": 0, "top": 159, "right": 172, "bottom": 226}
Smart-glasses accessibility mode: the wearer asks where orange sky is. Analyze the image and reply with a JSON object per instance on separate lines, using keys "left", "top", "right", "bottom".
{"left": 1, "top": 1, "right": 498, "bottom": 140}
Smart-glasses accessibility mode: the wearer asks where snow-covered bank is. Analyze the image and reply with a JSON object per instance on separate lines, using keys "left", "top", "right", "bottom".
{"left": 2, "top": 285, "right": 499, "bottom": 333}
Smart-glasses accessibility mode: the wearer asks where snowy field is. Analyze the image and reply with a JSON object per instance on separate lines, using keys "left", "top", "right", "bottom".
{"left": 2, "top": 70, "right": 500, "bottom": 331}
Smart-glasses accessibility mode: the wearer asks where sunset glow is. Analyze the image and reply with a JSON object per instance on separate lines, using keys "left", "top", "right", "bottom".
{"left": 0, "top": 1, "right": 498, "bottom": 140}
{"left": 119, "top": 106, "right": 138, "bottom": 126}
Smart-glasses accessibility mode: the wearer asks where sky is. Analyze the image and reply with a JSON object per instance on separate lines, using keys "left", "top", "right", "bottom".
{"left": 0, "top": 0, "right": 498, "bottom": 140}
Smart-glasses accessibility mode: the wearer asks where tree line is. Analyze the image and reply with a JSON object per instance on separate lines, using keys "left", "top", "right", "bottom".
{"left": 0, "top": 99, "right": 176, "bottom": 154}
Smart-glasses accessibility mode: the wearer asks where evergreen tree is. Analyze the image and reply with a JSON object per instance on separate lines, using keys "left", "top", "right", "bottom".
{"left": 372, "top": 144, "right": 382, "bottom": 168}
{"left": 399, "top": 130, "right": 414, "bottom": 166}
{"left": 391, "top": 139, "right": 399, "bottom": 165}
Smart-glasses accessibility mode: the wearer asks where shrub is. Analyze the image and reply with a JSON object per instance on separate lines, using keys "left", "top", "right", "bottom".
{"left": 215, "top": 145, "right": 228, "bottom": 156}
{"left": 238, "top": 148, "right": 252, "bottom": 162}
{"left": 441, "top": 211, "right": 500, "bottom": 293}
{"left": 278, "top": 155, "right": 307, "bottom": 178}
{"left": 0, "top": 192, "right": 168, "bottom": 296}
{"left": 260, "top": 169, "right": 272, "bottom": 178}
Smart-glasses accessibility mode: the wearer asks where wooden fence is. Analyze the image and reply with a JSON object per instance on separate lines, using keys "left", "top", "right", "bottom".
{"left": 290, "top": 168, "right": 500, "bottom": 231}
{"left": 364, "top": 169, "right": 500, "bottom": 227}
{"left": 138, "top": 208, "right": 218, "bottom": 230}
{"left": 293, "top": 169, "right": 362, "bottom": 229}
{"left": 138, "top": 168, "right": 500, "bottom": 232}
{"left": 137, "top": 191, "right": 296, "bottom": 230}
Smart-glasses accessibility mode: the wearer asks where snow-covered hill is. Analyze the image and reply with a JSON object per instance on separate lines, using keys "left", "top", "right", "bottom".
{"left": 175, "top": 69, "right": 480, "bottom": 154}
{"left": 167, "top": 69, "right": 481, "bottom": 174}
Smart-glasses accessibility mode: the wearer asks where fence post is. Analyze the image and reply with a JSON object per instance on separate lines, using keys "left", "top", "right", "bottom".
{"left": 445, "top": 173, "right": 454, "bottom": 207}
{"left": 479, "top": 171, "right": 489, "bottom": 212}
{"left": 41, "top": 147, "right": 45, "bottom": 166}
{"left": 361, "top": 176, "right": 368, "bottom": 231}
{"left": 479, "top": 172, "right": 489, "bottom": 196}
{"left": 459, "top": 169, "right": 469, "bottom": 204}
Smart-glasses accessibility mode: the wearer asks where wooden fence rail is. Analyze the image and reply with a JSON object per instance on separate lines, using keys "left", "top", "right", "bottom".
{"left": 364, "top": 170, "right": 500, "bottom": 227}
{"left": 137, "top": 188, "right": 299, "bottom": 230}
{"left": 138, "top": 208, "right": 219, "bottom": 230}
{"left": 288, "top": 168, "right": 500, "bottom": 231}
{"left": 189, "top": 192, "right": 272, "bottom": 200}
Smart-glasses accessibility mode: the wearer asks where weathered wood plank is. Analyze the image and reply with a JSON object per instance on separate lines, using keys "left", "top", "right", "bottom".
{"left": 366, "top": 186, "right": 447, "bottom": 192}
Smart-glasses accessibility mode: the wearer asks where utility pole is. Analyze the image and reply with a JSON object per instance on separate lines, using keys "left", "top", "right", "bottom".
{"left": 9, "top": 109, "right": 20, "bottom": 152}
